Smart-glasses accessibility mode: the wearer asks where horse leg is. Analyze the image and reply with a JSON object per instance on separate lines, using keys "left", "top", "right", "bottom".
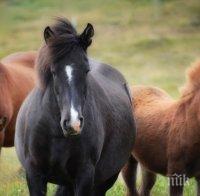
{"left": 55, "top": 185, "right": 74, "bottom": 196}
{"left": 169, "top": 175, "right": 184, "bottom": 196}
{"left": 195, "top": 177, "right": 200, "bottom": 196}
{"left": 168, "top": 161, "right": 186, "bottom": 196}
{"left": 139, "top": 169, "right": 156, "bottom": 196}
{"left": 122, "top": 156, "right": 139, "bottom": 196}
{"left": 74, "top": 162, "right": 95, "bottom": 196}
{"left": 93, "top": 172, "right": 119, "bottom": 196}
{"left": 26, "top": 170, "right": 47, "bottom": 196}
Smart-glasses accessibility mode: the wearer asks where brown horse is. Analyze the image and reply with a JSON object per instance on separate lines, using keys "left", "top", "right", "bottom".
{"left": 123, "top": 60, "right": 200, "bottom": 196}
{"left": 0, "top": 51, "right": 36, "bottom": 148}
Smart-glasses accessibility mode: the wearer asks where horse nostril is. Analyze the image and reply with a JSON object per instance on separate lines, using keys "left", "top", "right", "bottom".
{"left": 63, "top": 119, "right": 70, "bottom": 130}
{"left": 79, "top": 116, "right": 84, "bottom": 127}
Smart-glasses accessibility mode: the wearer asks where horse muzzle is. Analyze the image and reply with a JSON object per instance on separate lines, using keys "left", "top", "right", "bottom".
{"left": 61, "top": 117, "right": 83, "bottom": 137}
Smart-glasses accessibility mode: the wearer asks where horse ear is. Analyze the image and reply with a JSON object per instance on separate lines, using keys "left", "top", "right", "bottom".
{"left": 79, "top": 23, "right": 94, "bottom": 50}
{"left": 44, "top": 26, "right": 55, "bottom": 44}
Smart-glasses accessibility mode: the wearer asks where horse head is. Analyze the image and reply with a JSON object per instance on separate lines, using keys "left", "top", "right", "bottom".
{"left": 37, "top": 19, "right": 94, "bottom": 137}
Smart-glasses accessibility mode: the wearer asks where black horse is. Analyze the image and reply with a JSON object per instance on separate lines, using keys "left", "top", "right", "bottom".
{"left": 15, "top": 18, "right": 136, "bottom": 196}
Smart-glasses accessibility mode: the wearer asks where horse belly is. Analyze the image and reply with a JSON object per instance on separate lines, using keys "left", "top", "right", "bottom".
{"left": 134, "top": 150, "right": 167, "bottom": 175}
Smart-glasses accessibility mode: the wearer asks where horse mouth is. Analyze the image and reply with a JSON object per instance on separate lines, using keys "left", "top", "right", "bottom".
{"left": 63, "top": 128, "right": 81, "bottom": 137}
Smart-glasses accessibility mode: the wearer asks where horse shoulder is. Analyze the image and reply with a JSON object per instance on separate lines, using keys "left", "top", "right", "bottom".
{"left": 15, "top": 88, "right": 46, "bottom": 163}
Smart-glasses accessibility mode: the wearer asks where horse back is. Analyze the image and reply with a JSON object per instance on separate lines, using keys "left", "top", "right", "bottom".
{"left": 1, "top": 51, "right": 37, "bottom": 69}
{"left": 132, "top": 85, "right": 172, "bottom": 107}
{"left": 90, "top": 59, "right": 132, "bottom": 108}
{"left": 90, "top": 59, "right": 127, "bottom": 86}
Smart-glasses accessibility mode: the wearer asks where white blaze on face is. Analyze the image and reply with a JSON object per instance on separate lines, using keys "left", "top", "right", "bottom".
{"left": 65, "top": 65, "right": 81, "bottom": 132}
{"left": 70, "top": 105, "right": 79, "bottom": 125}
{"left": 65, "top": 66, "right": 73, "bottom": 82}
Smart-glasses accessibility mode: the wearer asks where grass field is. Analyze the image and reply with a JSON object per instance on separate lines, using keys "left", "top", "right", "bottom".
{"left": 0, "top": 0, "right": 200, "bottom": 195}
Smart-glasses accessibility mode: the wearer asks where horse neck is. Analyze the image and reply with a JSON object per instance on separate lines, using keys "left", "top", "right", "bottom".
{"left": 174, "top": 90, "right": 200, "bottom": 134}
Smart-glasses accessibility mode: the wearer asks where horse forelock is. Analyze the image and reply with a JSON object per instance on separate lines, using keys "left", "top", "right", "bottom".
{"left": 47, "top": 18, "right": 79, "bottom": 61}
{"left": 181, "top": 60, "right": 200, "bottom": 96}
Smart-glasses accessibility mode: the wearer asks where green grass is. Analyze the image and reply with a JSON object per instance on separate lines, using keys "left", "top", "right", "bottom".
{"left": 0, "top": 0, "right": 200, "bottom": 195}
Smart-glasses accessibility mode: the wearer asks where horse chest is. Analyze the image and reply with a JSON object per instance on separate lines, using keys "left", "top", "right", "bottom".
{"left": 45, "top": 139, "right": 91, "bottom": 183}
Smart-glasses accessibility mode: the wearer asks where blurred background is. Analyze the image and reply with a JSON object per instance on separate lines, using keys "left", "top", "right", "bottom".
{"left": 0, "top": 0, "right": 199, "bottom": 195}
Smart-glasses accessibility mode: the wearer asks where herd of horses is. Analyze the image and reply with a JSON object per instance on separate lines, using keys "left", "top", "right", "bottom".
{"left": 0, "top": 18, "right": 199, "bottom": 196}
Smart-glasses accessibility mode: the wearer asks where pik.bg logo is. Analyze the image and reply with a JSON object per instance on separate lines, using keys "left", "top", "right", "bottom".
{"left": 168, "top": 174, "right": 189, "bottom": 186}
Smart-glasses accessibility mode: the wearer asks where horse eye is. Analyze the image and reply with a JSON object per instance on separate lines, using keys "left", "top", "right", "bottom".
{"left": 86, "top": 69, "right": 90, "bottom": 74}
